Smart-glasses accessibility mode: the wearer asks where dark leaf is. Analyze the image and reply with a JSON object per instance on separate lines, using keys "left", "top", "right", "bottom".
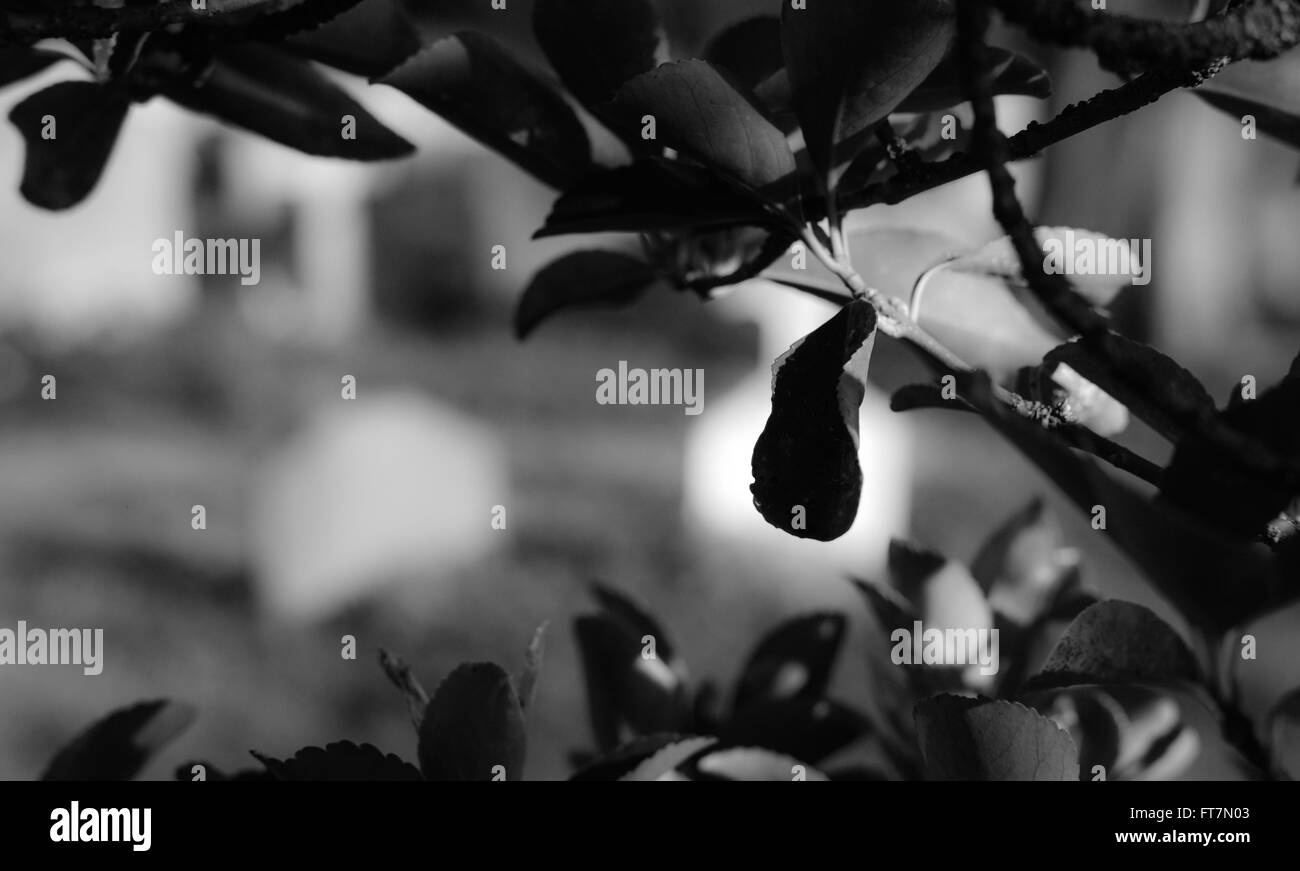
{"left": 1024, "top": 683, "right": 1202, "bottom": 781}
{"left": 888, "top": 540, "right": 994, "bottom": 648}
{"left": 534, "top": 158, "right": 769, "bottom": 238}
{"left": 960, "top": 371, "right": 1285, "bottom": 633}
{"left": 1044, "top": 334, "right": 1215, "bottom": 444}
{"left": 515, "top": 251, "right": 661, "bottom": 339}
{"left": 887, "top": 538, "right": 947, "bottom": 594}
{"left": 732, "top": 613, "right": 846, "bottom": 715}
{"left": 1020, "top": 601, "right": 1198, "bottom": 692}
{"left": 899, "top": 46, "right": 1051, "bottom": 113}
{"left": 573, "top": 610, "right": 690, "bottom": 752}
{"left": 281, "top": 0, "right": 421, "bottom": 78}
{"left": 751, "top": 299, "right": 878, "bottom": 541}
{"left": 610, "top": 59, "right": 797, "bottom": 195}
{"left": 252, "top": 742, "right": 421, "bottom": 780}
{"left": 418, "top": 663, "right": 528, "bottom": 781}
{"left": 379, "top": 31, "right": 590, "bottom": 188}
{"left": 915, "top": 695, "right": 1079, "bottom": 781}
{"left": 1162, "top": 376, "right": 1300, "bottom": 537}
{"left": 781, "top": 0, "right": 955, "bottom": 184}
{"left": 721, "top": 697, "right": 869, "bottom": 764}
{"left": 533, "top": 0, "right": 663, "bottom": 114}
{"left": 1195, "top": 51, "right": 1300, "bottom": 150}
{"left": 9, "top": 80, "right": 130, "bottom": 210}
{"left": 0, "top": 46, "right": 67, "bottom": 89}
{"left": 1269, "top": 688, "right": 1300, "bottom": 779}
{"left": 240, "top": 0, "right": 369, "bottom": 40}
{"left": 971, "top": 498, "right": 1079, "bottom": 625}
{"left": 1023, "top": 686, "right": 1127, "bottom": 780}
{"left": 619, "top": 736, "right": 716, "bottom": 781}
{"left": 589, "top": 582, "right": 678, "bottom": 660}
{"left": 852, "top": 577, "right": 965, "bottom": 696}
{"left": 705, "top": 16, "right": 784, "bottom": 92}
{"left": 164, "top": 43, "right": 412, "bottom": 160}
{"left": 851, "top": 578, "right": 920, "bottom": 635}
{"left": 43, "top": 700, "right": 196, "bottom": 781}
{"left": 569, "top": 733, "right": 686, "bottom": 781}
{"left": 890, "top": 383, "right": 972, "bottom": 414}
{"left": 1198, "top": 89, "right": 1300, "bottom": 149}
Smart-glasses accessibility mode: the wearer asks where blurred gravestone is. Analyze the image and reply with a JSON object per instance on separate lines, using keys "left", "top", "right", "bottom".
{"left": 249, "top": 391, "right": 509, "bottom": 622}
{"left": 368, "top": 166, "right": 487, "bottom": 332}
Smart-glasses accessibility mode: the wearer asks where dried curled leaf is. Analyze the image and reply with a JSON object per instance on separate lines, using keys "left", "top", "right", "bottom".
{"left": 751, "top": 299, "right": 878, "bottom": 541}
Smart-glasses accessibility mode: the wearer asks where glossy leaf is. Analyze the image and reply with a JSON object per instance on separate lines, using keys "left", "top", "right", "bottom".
{"left": 915, "top": 695, "right": 1079, "bottom": 781}
{"left": 573, "top": 586, "right": 690, "bottom": 752}
{"left": 164, "top": 43, "right": 412, "bottom": 160}
{"left": 618, "top": 736, "right": 715, "bottom": 781}
{"left": 705, "top": 16, "right": 784, "bottom": 92}
{"left": 9, "top": 80, "right": 130, "bottom": 210}
{"left": 534, "top": 159, "right": 770, "bottom": 239}
{"left": 418, "top": 662, "right": 528, "bottom": 781}
{"left": 1162, "top": 375, "right": 1300, "bottom": 537}
{"left": 533, "top": 0, "right": 663, "bottom": 112}
{"left": 1043, "top": 334, "right": 1215, "bottom": 443}
{"left": 781, "top": 0, "right": 955, "bottom": 184}
{"left": 569, "top": 734, "right": 687, "bottom": 781}
{"left": 890, "top": 540, "right": 994, "bottom": 637}
{"left": 379, "top": 32, "right": 590, "bottom": 188}
{"left": 732, "top": 613, "right": 846, "bottom": 714}
{"left": 1196, "top": 50, "right": 1300, "bottom": 150}
{"left": 515, "top": 251, "right": 661, "bottom": 339}
{"left": 610, "top": 60, "right": 796, "bottom": 195}
{"left": 0, "top": 46, "right": 68, "bottom": 89}
{"left": 959, "top": 371, "right": 1284, "bottom": 633}
{"left": 282, "top": 0, "right": 420, "bottom": 78}
{"left": 42, "top": 700, "right": 196, "bottom": 781}
{"left": 238, "top": 0, "right": 369, "bottom": 40}
{"left": 899, "top": 46, "right": 1051, "bottom": 113}
{"left": 1021, "top": 600, "right": 1199, "bottom": 692}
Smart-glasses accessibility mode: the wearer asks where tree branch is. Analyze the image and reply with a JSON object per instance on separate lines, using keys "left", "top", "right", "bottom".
{"left": 986, "top": 0, "right": 1300, "bottom": 76}
{"left": 839, "top": 62, "right": 1213, "bottom": 215}
{"left": 958, "top": 0, "right": 1108, "bottom": 338}
{"left": 0, "top": 1, "right": 313, "bottom": 46}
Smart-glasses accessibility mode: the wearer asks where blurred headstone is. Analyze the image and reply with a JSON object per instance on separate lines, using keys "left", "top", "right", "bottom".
{"left": 249, "top": 391, "right": 509, "bottom": 622}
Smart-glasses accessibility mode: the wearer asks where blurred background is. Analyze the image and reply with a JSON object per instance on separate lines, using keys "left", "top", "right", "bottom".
{"left": 0, "top": 0, "right": 1298, "bottom": 780}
